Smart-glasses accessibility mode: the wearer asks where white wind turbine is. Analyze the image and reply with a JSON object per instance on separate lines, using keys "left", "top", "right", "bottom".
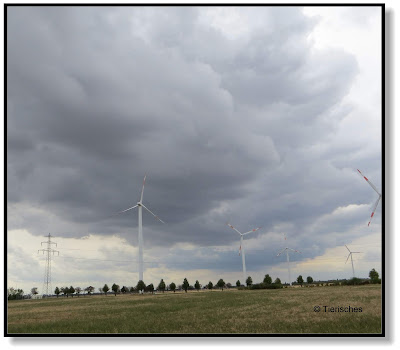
{"left": 357, "top": 169, "right": 382, "bottom": 226}
{"left": 226, "top": 223, "right": 260, "bottom": 285}
{"left": 276, "top": 234, "right": 301, "bottom": 286}
{"left": 345, "top": 245, "right": 361, "bottom": 278}
{"left": 115, "top": 175, "right": 165, "bottom": 283}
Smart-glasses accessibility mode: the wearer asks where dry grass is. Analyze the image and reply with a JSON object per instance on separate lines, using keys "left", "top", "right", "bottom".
{"left": 7, "top": 285, "right": 382, "bottom": 334}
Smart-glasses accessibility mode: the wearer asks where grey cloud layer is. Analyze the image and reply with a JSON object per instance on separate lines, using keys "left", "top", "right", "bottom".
{"left": 7, "top": 7, "right": 381, "bottom": 274}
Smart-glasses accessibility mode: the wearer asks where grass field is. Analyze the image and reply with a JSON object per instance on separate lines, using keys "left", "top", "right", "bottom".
{"left": 7, "top": 285, "right": 382, "bottom": 334}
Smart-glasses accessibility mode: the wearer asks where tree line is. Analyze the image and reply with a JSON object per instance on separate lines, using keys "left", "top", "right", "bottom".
{"left": 8, "top": 269, "right": 381, "bottom": 299}
{"left": 52, "top": 276, "right": 283, "bottom": 297}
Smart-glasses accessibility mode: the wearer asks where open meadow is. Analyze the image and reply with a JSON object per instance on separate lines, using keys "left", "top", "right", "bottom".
{"left": 7, "top": 285, "right": 382, "bottom": 334}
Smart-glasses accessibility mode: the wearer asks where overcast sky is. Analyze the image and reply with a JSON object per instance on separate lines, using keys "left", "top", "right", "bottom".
{"left": 7, "top": 5, "right": 382, "bottom": 293}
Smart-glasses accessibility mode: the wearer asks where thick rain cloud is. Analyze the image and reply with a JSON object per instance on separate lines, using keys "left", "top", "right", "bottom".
{"left": 7, "top": 6, "right": 382, "bottom": 286}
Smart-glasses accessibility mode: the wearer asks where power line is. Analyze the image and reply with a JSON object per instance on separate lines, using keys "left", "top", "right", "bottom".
{"left": 57, "top": 247, "right": 136, "bottom": 253}
{"left": 57, "top": 256, "right": 158, "bottom": 264}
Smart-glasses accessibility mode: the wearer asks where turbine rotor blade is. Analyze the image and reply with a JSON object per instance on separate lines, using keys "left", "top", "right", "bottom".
{"left": 276, "top": 248, "right": 286, "bottom": 256}
{"left": 357, "top": 169, "right": 381, "bottom": 196}
{"left": 345, "top": 253, "right": 351, "bottom": 264}
{"left": 226, "top": 223, "right": 242, "bottom": 236}
{"left": 141, "top": 204, "right": 165, "bottom": 224}
{"left": 140, "top": 175, "right": 147, "bottom": 203}
{"left": 243, "top": 227, "right": 261, "bottom": 235}
{"left": 345, "top": 245, "right": 351, "bottom": 252}
{"left": 368, "top": 195, "right": 381, "bottom": 227}
{"left": 114, "top": 205, "right": 138, "bottom": 216}
{"left": 288, "top": 248, "right": 301, "bottom": 253}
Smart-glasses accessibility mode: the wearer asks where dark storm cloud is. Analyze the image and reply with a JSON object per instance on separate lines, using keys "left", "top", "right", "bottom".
{"left": 7, "top": 6, "right": 379, "bottom": 274}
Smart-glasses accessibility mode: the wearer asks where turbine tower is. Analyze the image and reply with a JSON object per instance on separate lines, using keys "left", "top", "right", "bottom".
{"left": 276, "top": 235, "right": 300, "bottom": 286}
{"left": 38, "top": 233, "right": 59, "bottom": 296}
{"left": 115, "top": 175, "right": 164, "bottom": 283}
{"left": 345, "top": 245, "right": 361, "bottom": 278}
{"left": 357, "top": 169, "right": 382, "bottom": 226}
{"left": 226, "top": 223, "right": 260, "bottom": 285}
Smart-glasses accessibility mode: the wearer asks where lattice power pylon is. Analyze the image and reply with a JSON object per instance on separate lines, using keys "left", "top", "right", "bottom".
{"left": 38, "top": 233, "right": 59, "bottom": 296}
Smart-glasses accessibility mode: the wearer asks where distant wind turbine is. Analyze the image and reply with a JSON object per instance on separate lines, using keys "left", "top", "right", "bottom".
{"left": 357, "top": 169, "right": 382, "bottom": 226}
{"left": 276, "top": 235, "right": 301, "bottom": 286}
{"left": 226, "top": 223, "right": 260, "bottom": 285}
{"left": 114, "top": 175, "right": 165, "bottom": 283}
{"left": 345, "top": 245, "right": 361, "bottom": 278}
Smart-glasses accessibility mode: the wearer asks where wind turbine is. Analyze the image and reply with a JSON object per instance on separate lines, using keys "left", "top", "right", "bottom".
{"left": 226, "top": 223, "right": 260, "bottom": 285}
{"left": 357, "top": 169, "right": 382, "bottom": 226}
{"left": 345, "top": 245, "right": 361, "bottom": 278}
{"left": 115, "top": 175, "right": 165, "bottom": 283}
{"left": 276, "top": 235, "right": 301, "bottom": 286}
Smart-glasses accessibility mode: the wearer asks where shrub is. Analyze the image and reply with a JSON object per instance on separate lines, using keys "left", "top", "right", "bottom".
{"left": 249, "top": 283, "right": 283, "bottom": 290}
{"left": 343, "top": 278, "right": 368, "bottom": 286}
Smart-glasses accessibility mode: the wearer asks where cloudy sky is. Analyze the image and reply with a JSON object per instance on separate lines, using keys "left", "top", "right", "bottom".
{"left": 7, "top": 5, "right": 382, "bottom": 293}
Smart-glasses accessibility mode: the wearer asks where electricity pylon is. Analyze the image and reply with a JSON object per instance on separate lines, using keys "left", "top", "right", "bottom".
{"left": 38, "top": 233, "right": 59, "bottom": 296}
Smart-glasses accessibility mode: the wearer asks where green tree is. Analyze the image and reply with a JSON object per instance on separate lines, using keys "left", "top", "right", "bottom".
{"left": 69, "top": 286, "right": 75, "bottom": 297}
{"left": 274, "top": 278, "right": 281, "bottom": 285}
{"left": 158, "top": 279, "right": 166, "bottom": 293}
{"left": 217, "top": 279, "right": 225, "bottom": 291}
{"left": 31, "top": 287, "right": 38, "bottom": 296}
{"left": 85, "top": 286, "right": 94, "bottom": 295}
{"left": 207, "top": 281, "right": 213, "bottom": 290}
{"left": 75, "top": 286, "right": 82, "bottom": 297}
{"left": 263, "top": 274, "right": 272, "bottom": 284}
{"left": 146, "top": 283, "right": 154, "bottom": 294}
{"left": 20, "top": 289, "right": 25, "bottom": 297}
{"left": 169, "top": 282, "right": 176, "bottom": 293}
{"left": 194, "top": 280, "right": 201, "bottom": 291}
{"left": 297, "top": 275, "right": 304, "bottom": 287}
{"left": 8, "top": 287, "right": 24, "bottom": 300}
{"left": 61, "top": 287, "right": 69, "bottom": 297}
{"left": 18, "top": 289, "right": 24, "bottom": 299}
{"left": 102, "top": 284, "right": 109, "bottom": 295}
{"left": 8, "top": 288, "right": 24, "bottom": 300}
{"left": 182, "top": 278, "right": 189, "bottom": 293}
{"left": 246, "top": 276, "right": 253, "bottom": 287}
{"left": 121, "top": 286, "right": 127, "bottom": 294}
{"left": 306, "top": 276, "right": 313, "bottom": 284}
{"left": 236, "top": 280, "right": 241, "bottom": 287}
{"left": 369, "top": 268, "right": 380, "bottom": 283}
{"left": 136, "top": 280, "right": 146, "bottom": 293}
{"left": 54, "top": 287, "right": 60, "bottom": 298}
{"left": 129, "top": 286, "right": 135, "bottom": 293}
{"left": 112, "top": 283, "right": 120, "bottom": 296}
{"left": 7, "top": 288, "right": 15, "bottom": 300}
